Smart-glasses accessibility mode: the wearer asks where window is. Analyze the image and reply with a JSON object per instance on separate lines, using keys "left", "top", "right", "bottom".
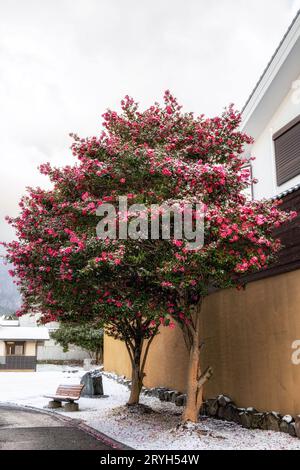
{"left": 6, "top": 342, "right": 25, "bottom": 356}
{"left": 241, "top": 164, "right": 253, "bottom": 200}
{"left": 273, "top": 115, "right": 300, "bottom": 186}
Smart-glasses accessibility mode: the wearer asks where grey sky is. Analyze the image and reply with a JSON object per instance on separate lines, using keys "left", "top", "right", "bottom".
{"left": 1, "top": 0, "right": 300, "bottom": 245}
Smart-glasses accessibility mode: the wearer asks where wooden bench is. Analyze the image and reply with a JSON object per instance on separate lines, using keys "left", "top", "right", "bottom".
{"left": 45, "top": 384, "right": 84, "bottom": 411}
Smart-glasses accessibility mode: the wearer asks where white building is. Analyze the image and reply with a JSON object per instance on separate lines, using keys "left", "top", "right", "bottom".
{"left": 0, "top": 316, "right": 49, "bottom": 371}
{"left": 19, "top": 315, "right": 90, "bottom": 362}
{"left": 241, "top": 10, "right": 300, "bottom": 200}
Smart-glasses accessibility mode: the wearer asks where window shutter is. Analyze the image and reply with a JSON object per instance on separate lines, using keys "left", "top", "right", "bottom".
{"left": 273, "top": 115, "right": 300, "bottom": 186}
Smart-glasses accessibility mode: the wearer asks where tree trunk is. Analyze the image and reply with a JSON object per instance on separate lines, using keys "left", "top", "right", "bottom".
{"left": 127, "top": 339, "right": 143, "bottom": 406}
{"left": 95, "top": 348, "right": 102, "bottom": 365}
{"left": 125, "top": 331, "right": 157, "bottom": 406}
{"left": 182, "top": 344, "right": 202, "bottom": 422}
{"left": 180, "top": 302, "right": 213, "bottom": 423}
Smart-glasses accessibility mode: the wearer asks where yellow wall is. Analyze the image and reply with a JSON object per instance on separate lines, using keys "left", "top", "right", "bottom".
{"left": 104, "top": 325, "right": 189, "bottom": 392}
{"left": 104, "top": 269, "right": 300, "bottom": 416}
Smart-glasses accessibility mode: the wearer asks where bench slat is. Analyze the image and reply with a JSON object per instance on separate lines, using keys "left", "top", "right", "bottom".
{"left": 44, "top": 395, "right": 77, "bottom": 401}
{"left": 57, "top": 384, "right": 84, "bottom": 388}
{"left": 45, "top": 383, "right": 84, "bottom": 402}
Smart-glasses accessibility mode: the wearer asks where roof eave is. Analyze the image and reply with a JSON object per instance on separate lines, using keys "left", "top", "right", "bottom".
{"left": 241, "top": 10, "right": 300, "bottom": 139}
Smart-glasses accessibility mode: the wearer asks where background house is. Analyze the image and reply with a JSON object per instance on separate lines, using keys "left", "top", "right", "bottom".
{"left": 0, "top": 315, "right": 49, "bottom": 371}
{"left": 104, "top": 10, "right": 300, "bottom": 416}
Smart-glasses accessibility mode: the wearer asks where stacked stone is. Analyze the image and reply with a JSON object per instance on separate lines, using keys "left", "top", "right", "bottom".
{"left": 101, "top": 371, "right": 300, "bottom": 439}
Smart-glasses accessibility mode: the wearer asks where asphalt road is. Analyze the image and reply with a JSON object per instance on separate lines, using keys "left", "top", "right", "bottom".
{"left": 0, "top": 405, "right": 127, "bottom": 450}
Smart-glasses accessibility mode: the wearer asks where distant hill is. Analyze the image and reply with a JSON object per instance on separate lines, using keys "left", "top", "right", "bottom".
{"left": 0, "top": 262, "right": 21, "bottom": 314}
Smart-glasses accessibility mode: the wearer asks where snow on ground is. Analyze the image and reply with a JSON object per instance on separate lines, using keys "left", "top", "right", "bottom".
{"left": 0, "top": 364, "right": 299, "bottom": 450}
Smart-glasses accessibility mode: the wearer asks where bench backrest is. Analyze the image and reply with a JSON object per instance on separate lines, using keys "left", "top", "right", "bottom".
{"left": 56, "top": 384, "right": 84, "bottom": 399}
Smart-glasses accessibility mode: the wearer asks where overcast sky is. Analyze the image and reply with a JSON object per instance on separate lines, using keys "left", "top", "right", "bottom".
{"left": 1, "top": 0, "right": 300, "bottom": 246}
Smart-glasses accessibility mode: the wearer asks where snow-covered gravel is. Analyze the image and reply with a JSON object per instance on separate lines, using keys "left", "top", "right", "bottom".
{"left": 0, "top": 364, "right": 299, "bottom": 450}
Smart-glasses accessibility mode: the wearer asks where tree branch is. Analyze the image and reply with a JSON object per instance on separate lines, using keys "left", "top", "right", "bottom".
{"left": 197, "top": 366, "right": 213, "bottom": 389}
{"left": 124, "top": 340, "right": 134, "bottom": 365}
{"left": 141, "top": 333, "right": 156, "bottom": 375}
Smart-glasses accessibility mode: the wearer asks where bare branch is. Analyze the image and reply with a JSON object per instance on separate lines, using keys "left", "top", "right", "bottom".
{"left": 197, "top": 366, "right": 213, "bottom": 389}
{"left": 141, "top": 334, "right": 156, "bottom": 375}
{"left": 124, "top": 340, "right": 134, "bottom": 365}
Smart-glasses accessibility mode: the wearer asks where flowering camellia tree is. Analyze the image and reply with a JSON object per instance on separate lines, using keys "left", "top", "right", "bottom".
{"left": 4, "top": 92, "right": 295, "bottom": 419}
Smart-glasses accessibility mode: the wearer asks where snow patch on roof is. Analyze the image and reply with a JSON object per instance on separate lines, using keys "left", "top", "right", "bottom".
{"left": 0, "top": 327, "right": 49, "bottom": 341}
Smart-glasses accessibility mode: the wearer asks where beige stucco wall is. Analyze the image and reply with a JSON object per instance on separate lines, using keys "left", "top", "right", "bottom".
{"left": 25, "top": 341, "right": 37, "bottom": 356}
{"left": 0, "top": 341, "right": 5, "bottom": 356}
{"left": 104, "top": 269, "right": 300, "bottom": 416}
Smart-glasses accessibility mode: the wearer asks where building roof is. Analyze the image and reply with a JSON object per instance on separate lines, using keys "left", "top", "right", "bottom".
{"left": 241, "top": 10, "right": 300, "bottom": 139}
{"left": 0, "top": 327, "right": 49, "bottom": 341}
{"left": 0, "top": 320, "right": 19, "bottom": 327}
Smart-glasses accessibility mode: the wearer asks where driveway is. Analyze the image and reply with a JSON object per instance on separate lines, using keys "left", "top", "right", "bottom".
{"left": 0, "top": 405, "right": 129, "bottom": 450}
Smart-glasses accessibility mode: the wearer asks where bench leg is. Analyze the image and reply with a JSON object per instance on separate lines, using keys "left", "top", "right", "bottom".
{"left": 63, "top": 402, "right": 79, "bottom": 412}
{"left": 48, "top": 400, "right": 62, "bottom": 409}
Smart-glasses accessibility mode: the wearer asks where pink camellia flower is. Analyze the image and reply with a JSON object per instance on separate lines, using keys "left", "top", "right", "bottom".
{"left": 260, "top": 254, "right": 267, "bottom": 265}
{"left": 169, "top": 322, "right": 175, "bottom": 329}
{"left": 161, "top": 281, "right": 174, "bottom": 288}
{"left": 81, "top": 192, "right": 89, "bottom": 201}
{"left": 256, "top": 215, "right": 265, "bottom": 226}
{"left": 47, "top": 228, "right": 58, "bottom": 237}
{"left": 114, "top": 258, "right": 121, "bottom": 265}
{"left": 120, "top": 178, "right": 126, "bottom": 184}
{"left": 162, "top": 168, "right": 172, "bottom": 177}
{"left": 290, "top": 211, "right": 297, "bottom": 220}
{"left": 235, "top": 261, "right": 250, "bottom": 273}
